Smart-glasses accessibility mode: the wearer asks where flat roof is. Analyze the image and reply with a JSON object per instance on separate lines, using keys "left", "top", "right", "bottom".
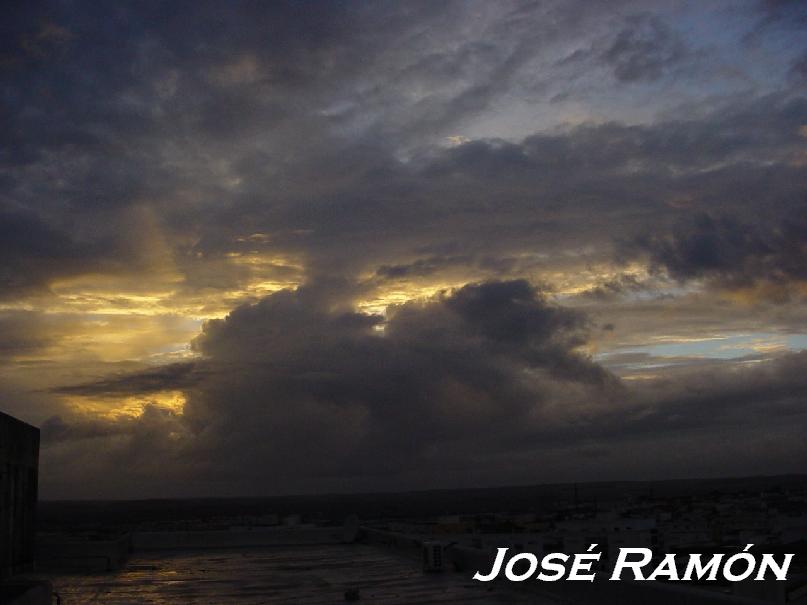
{"left": 41, "top": 543, "right": 541, "bottom": 604}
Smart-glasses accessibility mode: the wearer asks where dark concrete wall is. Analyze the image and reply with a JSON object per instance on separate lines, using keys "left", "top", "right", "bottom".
{"left": 0, "top": 412, "right": 39, "bottom": 579}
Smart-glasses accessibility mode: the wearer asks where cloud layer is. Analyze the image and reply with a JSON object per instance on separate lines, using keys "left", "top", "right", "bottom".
{"left": 43, "top": 281, "right": 807, "bottom": 498}
{"left": 1, "top": 0, "right": 805, "bottom": 497}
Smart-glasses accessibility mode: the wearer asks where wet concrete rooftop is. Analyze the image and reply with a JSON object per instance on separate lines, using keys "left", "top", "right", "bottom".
{"left": 42, "top": 544, "right": 539, "bottom": 604}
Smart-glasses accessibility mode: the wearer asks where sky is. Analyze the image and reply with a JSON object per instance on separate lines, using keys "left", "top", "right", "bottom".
{"left": 2, "top": 0, "right": 806, "bottom": 499}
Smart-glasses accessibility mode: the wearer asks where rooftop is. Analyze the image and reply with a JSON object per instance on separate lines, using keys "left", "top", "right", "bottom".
{"left": 38, "top": 544, "right": 537, "bottom": 604}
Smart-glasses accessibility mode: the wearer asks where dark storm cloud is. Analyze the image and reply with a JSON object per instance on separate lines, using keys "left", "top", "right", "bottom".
{"left": 629, "top": 350, "right": 807, "bottom": 433}
{"left": 48, "top": 281, "right": 621, "bottom": 492}
{"left": 46, "top": 281, "right": 807, "bottom": 495}
{"left": 0, "top": 1, "right": 499, "bottom": 293}
{"left": 1, "top": 0, "right": 805, "bottom": 297}
{"left": 200, "top": 93, "right": 806, "bottom": 287}
{"left": 52, "top": 362, "right": 200, "bottom": 397}
{"left": 621, "top": 210, "right": 807, "bottom": 294}
{"left": 375, "top": 256, "right": 472, "bottom": 280}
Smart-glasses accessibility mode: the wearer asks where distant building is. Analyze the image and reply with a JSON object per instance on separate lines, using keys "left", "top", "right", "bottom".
{"left": 0, "top": 411, "right": 39, "bottom": 579}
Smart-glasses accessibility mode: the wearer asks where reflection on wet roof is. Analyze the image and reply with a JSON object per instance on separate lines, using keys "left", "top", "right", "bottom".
{"left": 45, "top": 544, "right": 536, "bottom": 604}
